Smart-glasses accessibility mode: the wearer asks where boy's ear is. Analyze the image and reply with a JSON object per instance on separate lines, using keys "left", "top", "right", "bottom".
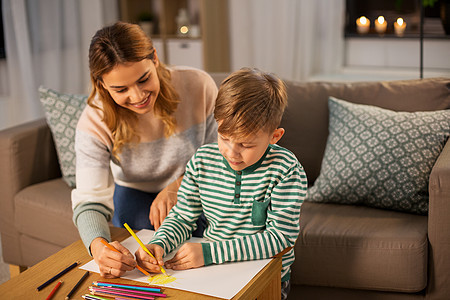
{"left": 269, "top": 128, "right": 285, "bottom": 144}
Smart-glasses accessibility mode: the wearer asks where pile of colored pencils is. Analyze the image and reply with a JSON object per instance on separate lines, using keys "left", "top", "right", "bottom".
{"left": 82, "top": 281, "right": 166, "bottom": 300}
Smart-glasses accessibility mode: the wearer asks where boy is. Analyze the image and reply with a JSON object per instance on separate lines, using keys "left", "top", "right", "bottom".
{"left": 136, "top": 68, "right": 308, "bottom": 299}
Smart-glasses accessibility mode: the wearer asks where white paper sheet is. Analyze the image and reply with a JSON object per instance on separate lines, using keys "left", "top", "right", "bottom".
{"left": 80, "top": 229, "right": 272, "bottom": 299}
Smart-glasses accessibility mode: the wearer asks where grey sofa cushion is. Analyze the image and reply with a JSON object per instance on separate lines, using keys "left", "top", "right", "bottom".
{"left": 292, "top": 202, "right": 428, "bottom": 292}
{"left": 306, "top": 97, "right": 450, "bottom": 215}
{"left": 39, "top": 86, "right": 88, "bottom": 188}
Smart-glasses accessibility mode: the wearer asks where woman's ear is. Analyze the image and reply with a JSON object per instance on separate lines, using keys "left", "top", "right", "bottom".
{"left": 98, "top": 79, "right": 106, "bottom": 90}
{"left": 153, "top": 49, "right": 160, "bottom": 68}
{"left": 269, "top": 128, "right": 285, "bottom": 144}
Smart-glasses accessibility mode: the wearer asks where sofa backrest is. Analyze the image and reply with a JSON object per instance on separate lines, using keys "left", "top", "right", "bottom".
{"left": 279, "top": 77, "right": 450, "bottom": 184}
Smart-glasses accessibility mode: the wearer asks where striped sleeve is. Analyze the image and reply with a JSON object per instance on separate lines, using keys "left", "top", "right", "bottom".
{"left": 149, "top": 157, "right": 203, "bottom": 254}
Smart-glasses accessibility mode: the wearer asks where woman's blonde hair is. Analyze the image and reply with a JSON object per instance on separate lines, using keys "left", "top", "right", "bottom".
{"left": 214, "top": 68, "right": 287, "bottom": 139}
{"left": 88, "top": 21, "right": 179, "bottom": 159}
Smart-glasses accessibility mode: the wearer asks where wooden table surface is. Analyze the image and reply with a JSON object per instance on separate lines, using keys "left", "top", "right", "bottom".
{"left": 0, "top": 227, "right": 281, "bottom": 299}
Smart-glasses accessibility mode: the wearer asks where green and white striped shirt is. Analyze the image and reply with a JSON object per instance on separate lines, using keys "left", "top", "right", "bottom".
{"left": 150, "top": 143, "right": 308, "bottom": 281}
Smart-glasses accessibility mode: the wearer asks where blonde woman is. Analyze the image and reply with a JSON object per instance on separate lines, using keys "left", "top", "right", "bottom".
{"left": 71, "top": 21, "right": 217, "bottom": 278}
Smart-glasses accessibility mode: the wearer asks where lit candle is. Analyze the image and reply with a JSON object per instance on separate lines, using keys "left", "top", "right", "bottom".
{"left": 394, "top": 17, "right": 406, "bottom": 36}
{"left": 375, "top": 16, "right": 387, "bottom": 34}
{"left": 179, "top": 25, "right": 189, "bottom": 35}
{"left": 356, "top": 16, "right": 370, "bottom": 34}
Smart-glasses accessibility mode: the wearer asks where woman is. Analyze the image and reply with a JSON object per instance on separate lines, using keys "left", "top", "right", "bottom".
{"left": 71, "top": 21, "right": 218, "bottom": 278}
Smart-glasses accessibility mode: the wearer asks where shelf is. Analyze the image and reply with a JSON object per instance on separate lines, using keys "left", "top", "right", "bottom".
{"left": 119, "top": 0, "right": 230, "bottom": 72}
{"left": 345, "top": 33, "right": 450, "bottom": 39}
{"left": 345, "top": 37, "right": 450, "bottom": 69}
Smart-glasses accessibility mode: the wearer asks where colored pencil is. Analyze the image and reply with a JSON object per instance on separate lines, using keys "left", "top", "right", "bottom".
{"left": 93, "top": 281, "right": 161, "bottom": 292}
{"left": 123, "top": 223, "right": 167, "bottom": 275}
{"left": 37, "top": 261, "right": 79, "bottom": 291}
{"left": 100, "top": 239, "right": 151, "bottom": 276}
{"left": 82, "top": 294, "right": 110, "bottom": 300}
{"left": 90, "top": 287, "right": 155, "bottom": 300}
{"left": 91, "top": 285, "right": 166, "bottom": 298}
{"left": 93, "top": 294, "right": 152, "bottom": 300}
{"left": 65, "top": 270, "right": 89, "bottom": 299}
{"left": 45, "top": 280, "right": 62, "bottom": 300}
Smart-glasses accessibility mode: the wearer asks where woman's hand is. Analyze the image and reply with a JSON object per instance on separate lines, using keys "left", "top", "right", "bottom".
{"left": 90, "top": 237, "right": 137, "bottom": 278}
{"left": 149, "top": 175, "right": 183, "bottom": 229}
{"left": 135, "top": 244, "right": 166, "bottom": 273}
{"left": 165, "top": 243, "right": 204, "bottom": 270}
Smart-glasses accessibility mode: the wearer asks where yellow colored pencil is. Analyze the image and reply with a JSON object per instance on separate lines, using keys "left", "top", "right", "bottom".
{"left": 123, "top": 223, "right": 168, "bottom": 276}
{"left": 99, "top": 239, "right": 150, "bottom": 276}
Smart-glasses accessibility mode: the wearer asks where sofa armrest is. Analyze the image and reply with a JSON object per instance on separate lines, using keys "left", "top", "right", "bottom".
{"left": 0, "top": 118, "right": 61, "bottom": 232}
{"left": 427, "top": 138, "right": 450, "bottom": 299}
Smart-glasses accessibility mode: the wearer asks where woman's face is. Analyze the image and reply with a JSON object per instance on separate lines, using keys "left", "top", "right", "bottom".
{"left": 101, "top": 57, "right": 160, "bottom": 115}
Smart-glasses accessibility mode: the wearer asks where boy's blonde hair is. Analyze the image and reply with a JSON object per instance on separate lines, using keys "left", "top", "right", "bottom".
{"left": 214, "top": 68, "right": 287, "bottom": 139}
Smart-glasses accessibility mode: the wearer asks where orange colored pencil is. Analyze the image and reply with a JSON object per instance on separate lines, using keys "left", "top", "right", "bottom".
{"left": 100, "top": 239, "right": 150, "bottom": 276}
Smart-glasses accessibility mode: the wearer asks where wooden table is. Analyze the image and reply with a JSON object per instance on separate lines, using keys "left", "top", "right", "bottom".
{"left": 0, "top": 227, "right": 281, "bottom": 299}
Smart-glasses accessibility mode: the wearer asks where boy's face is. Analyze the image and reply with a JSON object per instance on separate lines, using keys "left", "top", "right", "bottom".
{"left": 217, "top": 125, "right": 285, "bottom": 171}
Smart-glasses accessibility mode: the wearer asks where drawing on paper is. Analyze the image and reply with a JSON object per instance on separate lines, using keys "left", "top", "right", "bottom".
{"left": 148, "top": 274, "right": 177, "bottom": 285}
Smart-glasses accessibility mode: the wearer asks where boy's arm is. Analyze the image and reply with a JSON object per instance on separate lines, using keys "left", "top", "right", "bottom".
{"left": 149, "top": 159, "right": 203, "bottom": 255}
{"left": 201, "top": 162, "right": 308, "bottom": 266}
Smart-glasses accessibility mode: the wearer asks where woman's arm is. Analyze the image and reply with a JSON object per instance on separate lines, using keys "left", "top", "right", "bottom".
{"left": 72, "top": 125, "right": 138, "bottom": 278}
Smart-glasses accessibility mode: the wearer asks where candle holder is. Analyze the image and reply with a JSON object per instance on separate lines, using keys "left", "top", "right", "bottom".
{"left": 356, "top": 16, "right": 370, "bottom": 34}
{"left": 394, "top": 17, "right": 406, "bottom": 36}
{"left": 176, "top": 8, "right": 190, "bottom": 36}
{"left": 375, "top": 16, "right": 387, "bottom": 34}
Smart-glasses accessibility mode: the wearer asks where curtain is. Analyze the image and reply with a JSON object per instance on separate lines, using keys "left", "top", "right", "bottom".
{"left": 0, "top": 0, "right": 118, "bottom": 129}
{"left": 228, "top": 0, "right": 345, "bottom": 82}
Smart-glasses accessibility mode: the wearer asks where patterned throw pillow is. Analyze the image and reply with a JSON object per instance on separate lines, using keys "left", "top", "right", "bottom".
{"left": 306, "top": 97, "right": 450, "bottom": 215}
{"left": 39, "top": 86, "right": 87, "bottom": 188}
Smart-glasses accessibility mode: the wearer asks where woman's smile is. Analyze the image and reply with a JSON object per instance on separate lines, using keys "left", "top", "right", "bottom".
{"left": 130, "top": 93, "right": 151, "bottom": 108}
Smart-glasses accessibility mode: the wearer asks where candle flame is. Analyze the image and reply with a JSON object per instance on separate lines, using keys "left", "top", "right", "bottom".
{"left": 377, "top": 16, "right": 385, "bottom": 24}
{"left": 359, "top": 16, "right": 368, "bottom": 25}
{"left": 180, "top": 25, "right": 189, "bottom": 35}
{"left": 396, "top": 18, "right": 404, "bottom": 26}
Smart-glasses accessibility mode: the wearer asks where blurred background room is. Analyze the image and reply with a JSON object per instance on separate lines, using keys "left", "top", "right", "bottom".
{"left": 1, "top": 0, "right": 449, "bottom": 284}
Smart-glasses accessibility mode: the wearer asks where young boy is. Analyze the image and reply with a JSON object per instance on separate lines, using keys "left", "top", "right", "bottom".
{"left": 136, "top": 68, "right": 308, "bottom": 299}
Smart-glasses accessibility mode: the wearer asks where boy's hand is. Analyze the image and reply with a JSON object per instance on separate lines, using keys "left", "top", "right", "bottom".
{"left": 165, "top": 243, "right": 204, "bottom": 270}
{"left": 135, "top": 244, "right": 165, "bottom": 273}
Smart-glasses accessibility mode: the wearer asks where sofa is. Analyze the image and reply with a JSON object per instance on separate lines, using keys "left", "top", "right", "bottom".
{"left": 0, "top": 75, "right": 449, "bottom": 299}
